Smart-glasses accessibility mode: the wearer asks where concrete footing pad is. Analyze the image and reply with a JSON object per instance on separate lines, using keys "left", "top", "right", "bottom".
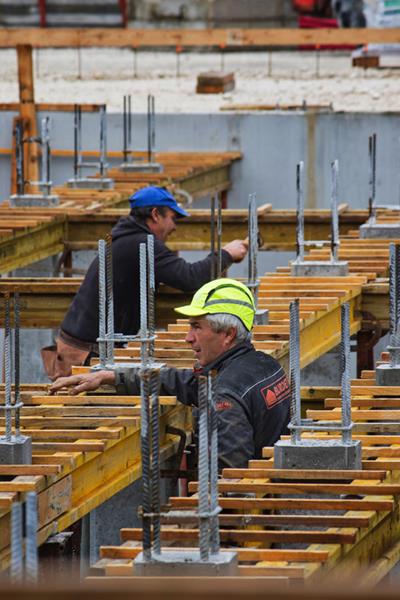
{"left": 360, "top": 223, "right": 400, "bottom": 239}
{"left": 274, "top": 439, "right": 362, "bottom": 470}
{"left": 134, "top": 550, "right": 238, "bottom": 576}
{"left": 290, "top": 261, "right": 349, "bottom": 277}
{"left": 0, "top": 435, "right": 32, "bottom": 465}
{"left": 10, "top": 194, "right": 60, "bottom": 207}
{"left": 375, "top": 363, "right": 400, "bottom": 386}
{"left": 119, "top": 162, "right": 163, "bottom": 173}
{"left": 67, "top": 178, "right": 114, "bottom": 190}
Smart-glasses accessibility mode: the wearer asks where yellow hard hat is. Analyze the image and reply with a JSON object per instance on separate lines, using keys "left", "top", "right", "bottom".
{"left": 174, "top": 278, "right": 256, "bottom": 331}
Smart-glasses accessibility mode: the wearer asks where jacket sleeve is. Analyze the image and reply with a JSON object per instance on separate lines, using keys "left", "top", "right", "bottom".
{"left": 215, "top": 392, "right": 254, "bottom": 470}
{"left": 154, "top": 240, "right": 233, "bottom": 292}
{"left": 115, "top": 366, "right": 198, "bottom": 406}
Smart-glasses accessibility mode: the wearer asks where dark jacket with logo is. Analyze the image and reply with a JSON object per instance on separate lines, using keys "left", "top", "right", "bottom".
{"left": 115, "top": 342, "right": 290, "bottom": 469}
{"left": 61, "top": 215, "right": 233, "bottom": 344}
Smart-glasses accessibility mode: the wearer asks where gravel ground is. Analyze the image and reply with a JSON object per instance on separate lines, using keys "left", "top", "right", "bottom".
{"left": 1, "top": 47, "right": 400, "bottom": 113}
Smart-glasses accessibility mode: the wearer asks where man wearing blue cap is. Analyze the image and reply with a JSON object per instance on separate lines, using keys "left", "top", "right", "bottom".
{"left": 42, "top": 186, "right": 248, "bottom": 379}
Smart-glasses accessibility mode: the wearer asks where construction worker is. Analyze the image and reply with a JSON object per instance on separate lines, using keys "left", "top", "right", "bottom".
{"left": 42, "top": 186, "right": 248, "bottom": 380}
{"left": 50, "top": 278, "right": 290, "bottom": 469}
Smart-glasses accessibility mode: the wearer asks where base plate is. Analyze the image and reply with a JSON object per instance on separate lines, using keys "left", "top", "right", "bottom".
{"left": 360, "top": 222, "right": 400, "bottom": 239}
{"left": 118, "top": 162, "right": 164, "bottom": 173}
{"left": 10, "top": 194, "right": 60, "bottom": 207}
{"left": 0, "top": 435, "right": 32, "bottom": 465}
{"left": 134, "top": 549, "right": 238, "bottom": 577}
{"left": 67, "top": 178, "right": 114, "bottom": 190}
{"left": 274, "top": 438, "right": 362, "bottom": 470}
{"left": 290, "top": 260, "right": 349, "bottom": 277}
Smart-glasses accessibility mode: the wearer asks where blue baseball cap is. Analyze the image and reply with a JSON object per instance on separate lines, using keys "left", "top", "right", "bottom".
{"left": 128, "top": 186, "right": 190, "bottom": 218}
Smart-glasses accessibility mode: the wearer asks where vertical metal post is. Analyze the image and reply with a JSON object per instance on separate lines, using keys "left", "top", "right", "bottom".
{"left": 25, "top": 492, "right": 38, "bottom": 583}
{"left": 150, "top": 369, "right": 161, "bottom": 555}
{"left": 296, "top": 162, "right": 305, "bottom": 262}
{"left": 289, "top": 299, "right": 301, "bottom": 444}
{"left": 208, "top": 372, "right": 220, "bottom": 555}
{"left": 15, "top": 121, "right": 25, "bottom": 196}
{"left": 210, "top": 194, "right": 216, "bottom": 279}
{"left": 368, "top": 133, "right": 377, "bottom": 220}
{"left": 330, "top": 159, "right": 340, "bottom": 263}
{"left": 217, "top": 193, "right": 223, "bottom": 278}
{"left": 123, "top": 95, "right": 128, "bottom": 163}
{"left": 389, "top": 244, "right": 400, "bottom": 366}
{"left": 98, "top": 240, "right": 107, "bottom": 368}
{"left": 41, "top": 117, "right": 51, "bottom": 195}
{"left": 4, "top": 293, "right": 12, "bottom": 442}
{"left": 147, "top": 235, "right": 155, "bottom": 357}
{"left": 73, "top": 104, "right": 81, "bottom": 180}
{"left": 147, "top": 95, "right": 156, "bottom": 164}
{"left": 105, "top": 234, "right": 114, "bottom": 365}
{"left": 198, "top": 375, "right": 210, "bottom": 561}
{"left": 10, "top": 502, "right": 23, "bottom": 584}
{"left": 139, "top": 243, "right": 148, "bottom": 365}
{"left": 340, "top": 303, "right": 352, "bottom": 444}
{"left": 247, "top": 192, "right": 258, "bottom": 304}
{"left": 99, "top": 105, "right": 107, "bottom": 179}
{"left": 123, "top": 95, "right": 132, "bottom": 163}
{"left": 14, "top": 293, "right": 21, "bottom": 437}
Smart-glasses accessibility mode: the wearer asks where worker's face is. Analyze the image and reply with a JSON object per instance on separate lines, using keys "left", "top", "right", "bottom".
{"left": 185, "top": 317, "right": 236, "bottom": 366}
{"left": 147, "top": 207, "right": 178, "bottom": 242}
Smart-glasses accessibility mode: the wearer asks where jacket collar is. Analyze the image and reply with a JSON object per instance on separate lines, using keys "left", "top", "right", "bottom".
{"left": 194, "top": 341, "right": 254, "bottom": 376}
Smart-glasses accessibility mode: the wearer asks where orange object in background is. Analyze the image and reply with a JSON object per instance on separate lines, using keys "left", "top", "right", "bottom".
{"left": 293, "top": 0, "right": 332, "bottom": 16}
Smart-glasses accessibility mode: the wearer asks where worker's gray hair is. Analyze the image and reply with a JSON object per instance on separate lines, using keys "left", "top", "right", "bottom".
{"left": 205, "top": 313, "right": 251, "bottom": 344}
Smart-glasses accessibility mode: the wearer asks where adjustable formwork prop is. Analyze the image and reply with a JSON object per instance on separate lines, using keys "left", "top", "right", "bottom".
{"left": 360, "top": 133, "right": 400, "bottom": 238}
{"left": 274, "top": 300, "right": 361, "bottom": 470}
{"left": 376, "top": 243, "right": 400, "bottom": 385}
{"left": 10, "top": 491, "right": 38, "bottom": 584}
{"left": 247, "top": 192, "right": 268, "bottom": 325}
{"left": 120, "top": 94, "right": 163, "bottom": 173}
{"left": 0, "top": 293, "right": 32, "bottom": 465}
{"left": 10, "top": 117, "right": 59, "bottom": 207}
{"left": 290, "top": 160, "right": 348, "bottom": 277}
{"left": 67, "top": 104, "right": 114, "bottom": 190}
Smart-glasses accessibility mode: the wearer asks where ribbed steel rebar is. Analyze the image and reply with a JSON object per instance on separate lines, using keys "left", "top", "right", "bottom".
{"left": 10, "top": 501, "right": 23, "bottom": 583}
{"left": 208, "top": 372, "right": 220, "bottom": 554}
{"left": 340, "top": 303, "right": 352, "bottom": 444}
{"left": 247, "top": 192, "right": 259, "bottom": 303}
{"left": 140, "top": 368, "right": 152, "bottom": 559}
{"left": 147, "top": 235, "right": 155, "bottom": 358}
{"left": 41, "top": 117, "right": 51, "bottom": 195}
{"left": 139, "top": 243, "right": 148, "bottom": 365}
{"left": 296, "top": 162, "right": 305, "bottom": 261}
{"left": 4, "top": 293, "right": 12, "bottom": 441}
{"left": 15, "top": 121, "right": 25, "bottom": 196}
{"left": 99, "top": 105, "right": 107, "bottom": 178}
{"left": 369, "top": 133, "right": 377, "bottom": 219}
{"left": 210, "top": 194, "right": 216, "bottom": 279}
{"left": 73, "top": 104, "right": 81, "bottom": 179}
{"left": 289, "top": 299, "right": 301, "bottom": 443}
{"left": 147, "top": 95, "right": 155, "bottom": 164}
{"left": 14, "top": 293, "right": 21, "bottom": 437}
{"left": 217, "top": 193, "right": 223, "bottom": 278}
{"left": 390, "top": 243, "right": 396, "bottom": 342}
{"left": 330, "top": 159, "right": 340, "bottom": 262}
{"left": 150, "top": 369, "right": 161, "bottom": 554}
{"left": 98, "top": 239, "right": 107, "bottom": 367}
{"left": 105, "top": 234, "right": 114, "bottom": 364}
{"left": 25, "top": 492, "right": 38, "bottom": 583}
{"left": 198, "top": 375, "right": 210, "bottom": 561}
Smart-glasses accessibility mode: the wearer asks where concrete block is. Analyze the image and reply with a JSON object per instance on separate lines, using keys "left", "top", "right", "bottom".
{"left": 118, "top": 162, "right": 164, "bottom": 173}
{"left": 360, "top": 223, "right": 400, "bottom": 239}
{"left": 375, "top": 363, "right": 400, "bottom": 386}
{"left": 290, "top": 260, "right": 349, "bottom": 277}
{"left": 254, "top": 309, "right": 269, "bottom": 326}
{"left": 274, "top": 438, "right": 362, "bottom": 470}
{"left": 67, "top": 178, "right": 114, "bottom": 190}
{"left": 0, "top": 435, "right": 32, "bottom": 465}
{"left": 10, "top": 194, "right": 60, "bottom": 207}
{"left": 134, "top": 549, "right": 238, "bottom": 576}
{"left": 196, "top": 72, "right": 235, "bottom": 94}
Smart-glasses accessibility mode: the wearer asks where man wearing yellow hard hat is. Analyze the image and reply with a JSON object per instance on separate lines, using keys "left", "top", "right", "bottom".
{"left": 51, "top": 278, "right": 290, "bottom": 469}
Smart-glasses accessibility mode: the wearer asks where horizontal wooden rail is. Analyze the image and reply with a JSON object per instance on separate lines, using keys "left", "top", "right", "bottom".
{"left": 0, "top": 28, "right": 399, "bottom": 49}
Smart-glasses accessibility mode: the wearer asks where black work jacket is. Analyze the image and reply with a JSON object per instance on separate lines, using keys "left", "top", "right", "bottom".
{"left": 61, "top": 215, "right": 233, "bottom": 344}
{"left": 115, "top": 342, "right": 290, "bottom": 469}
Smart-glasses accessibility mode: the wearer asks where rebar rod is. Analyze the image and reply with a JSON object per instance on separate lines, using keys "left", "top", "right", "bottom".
{"left": 289, "top": 299, "right": 301, "bottom": 444}
{"left": 389, "top": 244, "right": 400, "bottom": 366}
{"left": 198, "top": 375, "right": 210, "bottom": 561}
{"left": 41, "top": 117, "right": 51, "bottom": 195}
{"left": 140, "top": 368, "right": 152, "bottom": 559}
{"left": 139, "top": 243, "right": 148, "bottom": 365}
{"left": 14, "top": 293, "right": 21, "bottom": 437}
{"left": 99, "top": 105, "right": 107, "bottom": 178}
{"left": 98, "top": 239, "right": 107, "bottom": 367}
{"left": 25, "top": 492, "right": 38, "bottom": 583}
{"left": 330, "top": 159, "right": 340, "bottom": 262}
{"left": 340, "top": 303, "right": 352, "bottom": 444}
{"left": 208, "top": 372, "right": 220, "bottom": 554}
{"left": 15, "top": 121, "right": 25, "bottom": 196}
{"left": 369, "top": 133, "right": 377, "bottom": 220}
{"left": 105, "top": 234, "right": 114, "bottom": 365}
{"left": 73, "top": 104, "right": 81, "bottom": 179}
{"left": 210, "top": 194, "right": 216, "bottom": 279}
{"left": 296, "top": 162, "right": 305, "bottom": 262}
{"left": 123, "top": 95, "right": 129, "bottom": 163}
{"left": 217, "top": 193, "right": 223, "bottom": 278}
{"left": 147, "top": 235, "right": 155, "bottom": 358}
{"left": 150, "top": 369, "right": 161, "bottom": 554}
{"left": 10, "top": 502, "right": 23, "bottom": 583}
{"left": 247, "top": 192, "right": 259, "bottom": 303}
{"left": 147, "top": 95, "right": 155, "bottom": 164}
{"left": 4, "top": 293, "right": 12, "bottom": 441}
{"left": 128, "top": 94, "right": 132, "bottom": 155}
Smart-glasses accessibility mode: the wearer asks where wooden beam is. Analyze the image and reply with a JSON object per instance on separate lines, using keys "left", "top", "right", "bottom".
{"left": 0, "top": 28, "right": 399, "bottom": 48}
{"left": 16, "top": 44, "right": 39, "bottom": 189}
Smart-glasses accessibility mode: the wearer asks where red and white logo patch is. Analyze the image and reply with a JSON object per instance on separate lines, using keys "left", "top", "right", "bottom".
{"left": 261, "top": 374, "right": 290, "bottom": 409}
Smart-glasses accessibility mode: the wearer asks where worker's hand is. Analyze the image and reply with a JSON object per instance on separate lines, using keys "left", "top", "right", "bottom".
{"left": 49, "top": 370, "right": 116, "bottom": 395}
{"left": 223, "top": 239, "right": 249, "bottom": 263}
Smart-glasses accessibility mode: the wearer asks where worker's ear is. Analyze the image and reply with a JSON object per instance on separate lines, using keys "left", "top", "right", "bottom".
{"left": 150, "top": 207, "right": 161, "bottom": 223}
{"left": 224, "top": 327, "right": 237, "bottom": 346}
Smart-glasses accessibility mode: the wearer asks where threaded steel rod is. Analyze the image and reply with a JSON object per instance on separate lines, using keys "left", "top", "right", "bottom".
{"left": 247, "top": 192, "right": 259, "bottom": 303}
{"left": 99, "top": 105, "right": 106, "bottom": 178}
{"left": 10, "top": 502, "right": 23, "bottom": 583}
{"left": 210, "top": 194, "right": 216, "bottom": 279}
{"left": 105, "top": 234, "right": 114, "bottom": 365}
{"left": 147, "top": 235, "right": 155, "bottom": 358}
{"left": 217, "top": 193, "right": 222, "bottom": 278}
{"left": 369, "top": 133, "right": 377, "bottom": 220}
{"left": 198, "top": 375, "right": 210, "bottom": 561}
{"left": 296, "top": 162, "right": 305, "bottom": 261}
{"left": 340, "top": 303, "right": 352, "bottom": 444}
{"left": 4, "top": 293, "right": 12, "bottom": 441}
{"left": 98, "top": 239, "right": 107, "bottom": 367}
{"left": 330, "top": 159, "right": 340, "bottom": 262}
{"left": 140, "top": 369, "right": 152, "bottom": 559}
{"left": 289, "top": 299, "right": 301, "bottom": 443}
{"left": 14, "top": 292, "right": 21, "bottom": 437}
{"left": 209, "top": 372, "right": 220, "bottom": 554}
{"left": 139, "top": 243, "right": 148, "bottom": 365}
{"left": 150, "top": 369, "right": 161, "bottom": 554}
{"left": 25, "top": 492, "right": 38, "bottom": 583}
